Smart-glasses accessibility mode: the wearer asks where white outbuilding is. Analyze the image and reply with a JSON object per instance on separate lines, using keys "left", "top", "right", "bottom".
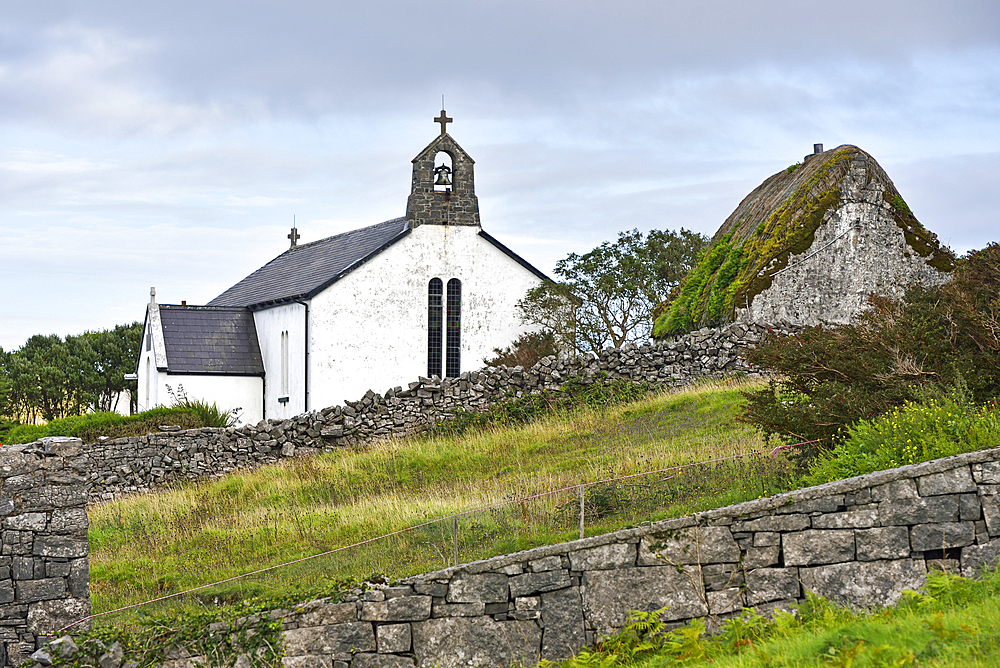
{"left": 135, "top": 112, "right": 548, "bottom": 423}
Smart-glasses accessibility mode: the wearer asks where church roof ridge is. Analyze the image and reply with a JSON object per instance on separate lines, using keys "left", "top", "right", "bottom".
{"left": 207, "top": 217, "right": 410, "bottom": 309}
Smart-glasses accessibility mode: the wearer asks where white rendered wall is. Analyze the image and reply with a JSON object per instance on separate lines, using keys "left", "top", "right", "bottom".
{"left": 308, "top": 224, "right": 543, "bottom": 408}
{"left": 136, "top": 323, "right": 160, "bottom": 413}
{"left": 156, "top": 373, "right": 263, "bottom": 425}
{"left": 253, "top": 302, "right": 307, "bottom": 420}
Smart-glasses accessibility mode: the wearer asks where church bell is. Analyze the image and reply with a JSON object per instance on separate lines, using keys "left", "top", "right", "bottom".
{"left": 433, "top": 164, "right": 452, "bottom": 187}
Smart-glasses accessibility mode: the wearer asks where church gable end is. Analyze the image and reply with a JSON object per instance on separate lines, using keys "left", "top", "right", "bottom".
{"left": 405, "top": 109, "right": 480, "bottom": 228}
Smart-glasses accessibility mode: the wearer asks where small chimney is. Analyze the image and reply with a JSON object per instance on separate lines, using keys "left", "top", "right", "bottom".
{"left": 814, "top": 143, "right": 824, "bottom": 154}
{"left": 181, "top": 300, "right": 187, "bottom": 306}
{"left": 150, "top": 287, "right": 156, "bottom": 304}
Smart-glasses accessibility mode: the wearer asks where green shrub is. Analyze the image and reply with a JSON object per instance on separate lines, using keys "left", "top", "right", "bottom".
{"left": 165, "top": 385, "right": 242, "bottom": 428}
{"left": 804, "top": 396, "right": 1000, "bottom": 485}
{"left": 3, "top": 407, "right": 203, "bottom": 445}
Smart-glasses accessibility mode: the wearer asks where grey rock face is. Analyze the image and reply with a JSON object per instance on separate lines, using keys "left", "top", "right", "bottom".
{"left": 799, "top": 560, "right": 926, "bottom": 608}
{"left": 283, "top": 622, "right": 376, "bottom": 661}
{"left": 540, "top": 588, "right": 586, "bottom": 660}
{"left": 582, "top": 566, "right": 707, "bottom": 633}
{"left": 782, "top": 530, "right": 855, "bottom": 566}
{"left": 744, "top": 568, "right": 800, "bottom": 606}
{"left": 909, "top": 522, "right": 976, "bottom": 552}
{"left": 567, "top": 543, "right": 635, "bottom": 571}
{"left": 855, "top": 527, "right": 911, "bottom": 561}
{"left": 638, "top": 527, "right": 739, "bottom": 565}
{"left": 411, "top": 617, "right": 541, "bottom": 668}
{"left": 446, "top": 573, "right": 508, "bottom": 604}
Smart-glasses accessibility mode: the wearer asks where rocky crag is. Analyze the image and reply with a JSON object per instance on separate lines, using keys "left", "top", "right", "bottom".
{"left": 654, "top": 145, "right": 954, "bottom": 336}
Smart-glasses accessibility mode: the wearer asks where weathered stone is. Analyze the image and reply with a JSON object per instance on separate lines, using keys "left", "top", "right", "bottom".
{"left": 961, "top": 538, "right": 1000, "bottom": 578}
{"left": 582, "top": 566, "right": 708, "bottom": 633}
{"left": 282, "top": 622, "right": 376, "bottom": 660}
{"left": 567, "top": 543, "right": 636, "bottom": 571}
{"left": 295, "top": 602, "right": 357, "bottom": 627}
{"left": 871, "top": 479, "right": 918, "bottom": 502}
{"left": 744, "top": 545, "right": 780, "bottom": 570}
{"left": 431, "top": 602, "right": 485, "bottom": 618}
{"left": 31, "top": 647, "right": 53, "bottom": 666}
{"left": 799, "top": 559, "right": 926, "bottom": 608}
{"left": 529, "top": 556, "right": 562, "bottom": 572}
{"left": 33, "top": 536, "right": 88, "bottom": 558}
{"left": 744, "top": 568, "right": 799, "bottom": 606}
{"left": 916, "top": 467, "right": 976, "bottom": 496}
{"left": 411, "top": 617, "right": 541, "bottom": 668}
{"left": 879, "top": 496, "right": 959, "bottom": 525}
{"left": 47, "top": 635, "right": 79, "bottom": 658}
{"left": 446, "top": 573, "right": 508, "bottom": 603}
{"left": 377, "top": 623, "right": 411, "bottom": 653}
{"left": 707, "top": 588, "right": 743, "bottom": 615}
{"left": 68, "top": 558, "right": 89, "bottom": 598}
{"left": 981, "top": 495, "right": 1000, "bottom": 536}
{"left": 732, "top": 514, "right": 811, "bottom": 533}
{"left": 776, "top": 496, "right": 843, "bottom": 514}
{"left": 16, "top": 577, "right": 65, "bottom": 602}
{"left": 909, "top": 522, "right": 976, "bottom": 551}
{"left": 783, "top": 529, "right": 855, "bottom": 566}
{"left": 27, "top": 598, "right": 90, "bottom": 634}
{"left": 638, "top": 526, "right": 740, "bottom": 566}
{"left": 810, "top": 507, "right": 879, "bottom": 529}
{"left": 753, "top": 532, "right": 780, "bottom": 547}
{"left": 855, "top": 527, "right": 910, "bottom": 561}
{"left": 281, "top": 656, "right": 332, "bottom": 668}
{"left": 352, "top": 654, "right": 414, "bottom": 668}
{"left": 98, "top": 641, "right": 124, "bottom": 668}
{"left": 3, "top": 513, "right": 47, "bottom": 532}
{"left": 508, "top": 570, "right": 571, "bottom": 597}
{"left": 972, "top": 461, "right": 1000, "bottom": 485}
{"left": 411, "top": 581, "right": 448, "bottom": 598}
{"left": 960, "top": 494, "right": 981, "bottom": 521}
{"left": 360, "top": 596, "right": 431, "bottom": 622}
{"left": 540, "top": 588, "right": 585, "bottom": 661}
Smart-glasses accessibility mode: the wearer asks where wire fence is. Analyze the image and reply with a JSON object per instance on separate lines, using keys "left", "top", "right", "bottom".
{"left": 68, "top": 440, "right": 817, "bottom": 634}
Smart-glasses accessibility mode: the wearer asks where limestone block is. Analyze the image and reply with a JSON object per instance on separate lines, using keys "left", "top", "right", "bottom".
{"left": 446, "top": 573, "right": 508, "bottom": 603}
{"left": 744, "top": 546, "right": 780, "bottom": 570}
{"left": 281, "top": 656, "right": 331, "bottom": 668}
{"left": 783, "top": 530, "right": 855, "bottom": 566}
{"left": 909, "top": 522, "right": 976, "bottom": 552}
{"left": 961, "top": 538, "right": 1000, "bottom": 577}
{"left": 637, "top": 526, "right": 740, "bottom": 566}
{"left": 296, "top": 602, "right": 358, "bottom": 627}
{"left": 981, "top": 495, "right": 1000, "bottom": 536}
{"left": 753, "top": 532, "right": 780, "bottom": 547}
{"left": 972, "top": 462, "right": 1000, "bottom": 485}
{"left": 27, "top": 598, "right": 90, "bottom": 634}
{"left": 731, "top": 514, "right": 810, "bottom": 533}
{"left": 960, "top": 494, "right": 981, "bottom": 521}
{"left": 567, "top": 543, "right": 636, "bottom": 571}
{"left": 352, "top": 654, "right": 414, "bottom": 668}
{"left": 411, "top": 617, "right": 541, "bottom": 668}
{"left": 529, "top": 556, "right": 563, "bottom": 572}
{"left": 360, "top": 597, "right": 432, "bottom": 623}
{"left": 508, "top": 570, "right": 570, "bottom": 597}
{"left": 775, "top": 496, "right": 843, "bottom": 514}
{"left": 540, "top": 588, "right": 585, "bottom": 661}
{"left": 744, "top": 568, "right": 800, "bottom": 606}
{"left": 855, "top": 527, "right": 910, "bottom": 561}
{"left": 3, "top": 513, "right": 47, "bottom": 532}
{"left": 916, "top": 468, "right": 976, "bottom": 496}
{"left": 582, "top": 566, "right": 707, "bottom": 633}
{"left": 799, "top": 559, "right": 926, "bottom": 608}
{"left": 878, "top": 496, "right": 959, "bottom": 525}
{"left": 810, "top": 507, "right": 879, "bottom": 529}
{"left": 377, "top": 623, "right": 412, "bottom": 653}
{"left": 871, "top": 479, "right": 918, "bottom": 502}
{"left": 16, "top": 577, "right": 66, "bottom": 602}
{"left": 431, "top": 602, "right": 485, "bottom": 618}
{"left": 34, "top": 536, "right": 88, "bottom": 558}
{"left": 707, "top": 588, "right": 743, "bottom": 615}
{"left": 48, "top": 508, "right": 89, "bottom": 533}
{"left": 282, "top": 622, "right": 376, "bottom": 660}
{"left": 411, "top": 581, "right": 447, "bottom": 598}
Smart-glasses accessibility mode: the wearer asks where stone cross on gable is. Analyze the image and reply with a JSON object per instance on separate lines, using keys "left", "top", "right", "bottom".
{"left": 288, "top": 227, "right": 300, "bottom": 248}
{"left": 435, "top": 110, "right": 452, "bottom": 136}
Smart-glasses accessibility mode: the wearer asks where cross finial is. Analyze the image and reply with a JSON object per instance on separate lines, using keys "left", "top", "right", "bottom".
{"left": 288, "top": 227, "right": 300, "bottom": 248}
{"left": 434, "top": 109, "right": 452, "bottom": 136}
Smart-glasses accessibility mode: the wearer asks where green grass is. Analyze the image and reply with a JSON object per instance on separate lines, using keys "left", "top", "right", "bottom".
{"left": 89, "top": 378, "right": 792, "bottom": 623}
{"left": 544, "top": 570, "right": 1000, "bottom": 667}
{"left": 4, "top": 407, "right": 203, "bottom": 445}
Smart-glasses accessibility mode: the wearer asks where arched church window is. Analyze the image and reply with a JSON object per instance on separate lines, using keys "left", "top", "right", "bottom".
{"left": 428, "top": 278, "right": 443, "bottom": 378}
{"left": 446, "top": 278, "right": 461, "bottom": 378}
{"left": 433, "top": 152, "right": 453, "bottom": 192}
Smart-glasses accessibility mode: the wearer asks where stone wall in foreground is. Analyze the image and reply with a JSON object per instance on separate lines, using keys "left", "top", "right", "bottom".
{"left": 0, "top": 439, "right": 90, "bottom": 668}
{"left": 82, "top": 322, "right": 782, "bottom": 500}
{"left": 198, "top": 446, "right": 1000, "bottom": 668}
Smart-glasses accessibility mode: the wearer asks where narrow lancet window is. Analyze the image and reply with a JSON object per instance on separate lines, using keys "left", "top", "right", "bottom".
{"left": 446, "top": 278, "right": 462, "bottom": 377}
{"left": 428, "top": 278, "right": 443, "bottom": 378}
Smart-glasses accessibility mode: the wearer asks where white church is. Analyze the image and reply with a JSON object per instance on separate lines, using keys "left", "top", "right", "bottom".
{"left": 135, "top": 112, "right": 548, "bottom": 423}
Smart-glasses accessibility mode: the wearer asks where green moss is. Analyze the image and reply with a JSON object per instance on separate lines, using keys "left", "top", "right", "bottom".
{"left": 883, "top": 191, "right": 956, "bottom": 272}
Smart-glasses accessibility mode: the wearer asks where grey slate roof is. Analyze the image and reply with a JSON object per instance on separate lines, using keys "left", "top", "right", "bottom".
{"left": 208, "top": 218, "right": 410, "bottom": 308}
{"left": 159, "top": 305, "right": 264, "bottom": 375}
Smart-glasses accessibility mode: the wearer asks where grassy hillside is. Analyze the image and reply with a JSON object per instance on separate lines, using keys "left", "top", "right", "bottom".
{"left": 89, "top": 378, "right": 791, "bottom": 622}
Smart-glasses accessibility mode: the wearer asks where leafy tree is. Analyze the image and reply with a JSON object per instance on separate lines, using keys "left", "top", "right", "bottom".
{"left": 741, "top": 243, "right": 1000, "bottom": 451}
{"left": 518, "top": 228, "right": 707, "bottom": 353}
{"left": 484, "top": 331, "right": 559, "bottom": 369}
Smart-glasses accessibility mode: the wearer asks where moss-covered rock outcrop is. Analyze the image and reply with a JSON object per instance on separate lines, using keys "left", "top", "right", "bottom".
{"left": 653, "top": 145, "right": 954, "bottom": 338}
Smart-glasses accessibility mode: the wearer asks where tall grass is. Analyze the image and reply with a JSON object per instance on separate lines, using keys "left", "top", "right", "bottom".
{"left": 88, "top": 378, "right": 791, "bottom": 624}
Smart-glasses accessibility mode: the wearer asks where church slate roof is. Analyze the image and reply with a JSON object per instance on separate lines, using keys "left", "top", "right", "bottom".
{"left": 208, "top": 218, "right": 411, "bottom": 308}
{"left": 159, "top": 305, "right": 264, "bottom": 375}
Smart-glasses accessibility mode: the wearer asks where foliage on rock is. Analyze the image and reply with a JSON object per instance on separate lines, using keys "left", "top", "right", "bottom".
{"left": 3, "top": 406, "right": 203, "bottom": 444}
{"left": 483, "top": 331, "right": 559, "bottom": 369}
{"left": 740, "top": 243, "right": 1000, "bottom": 450}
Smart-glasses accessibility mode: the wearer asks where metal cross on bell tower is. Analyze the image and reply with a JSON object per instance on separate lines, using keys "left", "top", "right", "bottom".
{"left": 434, "top": 109, "right": 452, "bottom": 136}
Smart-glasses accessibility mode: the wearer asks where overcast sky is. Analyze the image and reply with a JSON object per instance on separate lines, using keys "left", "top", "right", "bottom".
{"left": 1, "top": 1, "right": 998, "bottom": 350}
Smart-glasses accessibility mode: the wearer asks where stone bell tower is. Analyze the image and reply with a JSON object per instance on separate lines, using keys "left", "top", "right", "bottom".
{"left": 405, "top": 109, "right": 481, "bottom": 228}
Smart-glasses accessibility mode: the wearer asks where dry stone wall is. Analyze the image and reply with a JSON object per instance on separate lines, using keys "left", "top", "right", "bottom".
{"left": 192, "top": 446, "right": 1000, "bottom": 668}
{"left": 0, "top": 438, "right": 90, "bottom": 668}
{"left": 81, "top": 322, "right": 782, "bottom": 500}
